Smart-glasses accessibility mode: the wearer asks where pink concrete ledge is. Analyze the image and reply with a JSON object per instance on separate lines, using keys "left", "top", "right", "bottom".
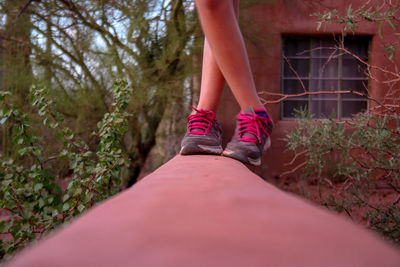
{"left": 7, "top": 155, "right": 400, "bottom": 267}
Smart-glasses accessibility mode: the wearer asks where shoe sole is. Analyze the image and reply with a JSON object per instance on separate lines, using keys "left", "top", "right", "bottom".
{"left": 222, "top": 149, "right": 261, "bottom": 166}
{"left": 222, "top": 138, "right": 271, "bottom": 166}
{"left": 180, "top": 143, "right": 223, "bottom": 155}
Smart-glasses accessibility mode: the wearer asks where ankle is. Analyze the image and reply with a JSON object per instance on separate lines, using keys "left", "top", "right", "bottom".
{"left": 195, "top": 106, "right": 217, "bottom": 114}
{"left": 239, "top": 103, "right": 265, "bottom": 112}
{"left": 240, "top": 106, "right": 267, "bottom": 114}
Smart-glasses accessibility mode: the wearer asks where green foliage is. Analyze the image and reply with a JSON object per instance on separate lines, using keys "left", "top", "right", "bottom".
{"left": 0, "top": 79, "right": 132, "bottom": 260}
{"left": 0, "top": 0, "right": 199, "bottom": 184}
{"left": 313, "top": 2, "right": 400, "bottom": 59}
{"left": 280, "top": 1, "right": 400, "bottom": 245}
{"left": 285, "top": 109, "right": 400, "bottom": 244}
{"left": 313, "top": 2, "right": 400, "bottom": 33}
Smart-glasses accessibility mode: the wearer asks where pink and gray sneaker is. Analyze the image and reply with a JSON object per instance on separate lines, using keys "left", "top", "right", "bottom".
{"left": 180, "top": 106, "right": 223, "bottom": 155}
{"left": 222, "top": 107, "right": 274, "bottom": 166}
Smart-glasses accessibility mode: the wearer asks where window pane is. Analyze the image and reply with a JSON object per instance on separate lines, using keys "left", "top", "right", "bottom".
{"left": 312, "top": 58, "right": 338, "bottom": 78}
{"left": 311, "top": 79, "right": 338, "bottom": 93}
{"left": 312, "top": 100, "right": 338, "bottom": 118}
{"left": 283, "top": 100, "right": 308, "bottom": 118}
{"left": 312, "top": 39, "right": 338, "bottom": 57}
{"left": 343, "top": 38, "right": 369, "bottom": 59}
{"left": 284, "top": 38, "right": 310, "bottom": 57}
{"left": 282, "top": 36, "right": 370, "bottom": 119}
{"left": 283, "top": 79, "right": 308, "bottom": 94}
{"left": 283, "top": 59, "right": 310, "bottom": 78}
{"left": 342, "top": 58, "right": 366, "bottom": 78}
{"left": 342, "top": 101, "right": 367, "bottom": 118}
{"left": 342, "top": 80, "right": 368, "bottom": 99}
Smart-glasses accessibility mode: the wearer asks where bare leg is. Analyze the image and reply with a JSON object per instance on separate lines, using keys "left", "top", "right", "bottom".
{"left": 196, "top": 38, "right": 225, "bottom": 112}
{"left": 197, "top": 0, "right": 240, "bottom": 112}
{"left": 194, "top": 0, "right": 264, "bottom": 110}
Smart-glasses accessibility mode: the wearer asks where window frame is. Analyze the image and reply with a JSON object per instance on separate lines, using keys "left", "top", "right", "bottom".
{"left": 281, "top": 35, "right": 371, "bottom": 120}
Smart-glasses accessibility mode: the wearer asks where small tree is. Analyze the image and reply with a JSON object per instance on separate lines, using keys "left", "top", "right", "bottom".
{"left": 0, "top": 0, "right": 200, "bottom": 184}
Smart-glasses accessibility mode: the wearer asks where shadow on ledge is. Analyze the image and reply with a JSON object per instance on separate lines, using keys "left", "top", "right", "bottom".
{"left": 7, "top": 155, "right": 400, "bottom": 267}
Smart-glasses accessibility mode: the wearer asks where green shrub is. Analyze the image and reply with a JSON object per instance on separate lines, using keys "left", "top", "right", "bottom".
{"left": 285, "top": 108, "right": 400, "bottom": 244}
{"left": 282, "top": 1, "right": 400, "bottom": 245}
{"left": 0, "top": 79, "right": 132, "bottom": 260}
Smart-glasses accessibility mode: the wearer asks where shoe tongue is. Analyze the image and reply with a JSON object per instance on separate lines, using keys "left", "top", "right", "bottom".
{"left": 243, "top": 107, "right": 256, "bottom": 114}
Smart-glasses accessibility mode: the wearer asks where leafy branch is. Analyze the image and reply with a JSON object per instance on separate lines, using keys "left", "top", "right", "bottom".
{"left": 0, "top": 79, "right": 131, "bottom": 259}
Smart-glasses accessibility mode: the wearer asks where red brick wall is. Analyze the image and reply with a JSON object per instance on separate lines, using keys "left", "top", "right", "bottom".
{"left": 216, "top": 0, "right": 399, "bottom": 179}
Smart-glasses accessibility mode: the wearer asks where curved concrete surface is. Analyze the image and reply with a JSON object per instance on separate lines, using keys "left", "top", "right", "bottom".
{"left": 7, "top": 155, "right": 400, "bottom": 266}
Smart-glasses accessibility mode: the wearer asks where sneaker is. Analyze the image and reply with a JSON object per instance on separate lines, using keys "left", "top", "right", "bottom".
{"left": 222, "top": 107, "right": 274, "bottom": 166}
{"left": 180, "top": 106, "right": 223, "bottom": 155}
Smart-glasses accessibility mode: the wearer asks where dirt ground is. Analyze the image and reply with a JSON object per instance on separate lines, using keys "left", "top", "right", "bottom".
{"left": 269, "top": 173, "right": 399, "bottom": 230}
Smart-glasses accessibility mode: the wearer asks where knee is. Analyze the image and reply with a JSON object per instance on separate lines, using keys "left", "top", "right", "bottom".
{"left": 195, "top": 0, "right": 227, "bottom": 13}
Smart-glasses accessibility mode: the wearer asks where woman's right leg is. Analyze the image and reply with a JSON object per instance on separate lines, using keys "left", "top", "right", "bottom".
{"left": 196, "top": 38, "right": 225, "bottom": 112}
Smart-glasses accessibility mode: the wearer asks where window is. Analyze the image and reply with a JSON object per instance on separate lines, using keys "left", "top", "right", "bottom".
{"left": 281, "top": 36, "right": 370, "bottom": 119}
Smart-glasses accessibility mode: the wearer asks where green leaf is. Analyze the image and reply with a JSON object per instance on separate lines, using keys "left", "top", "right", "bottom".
{"left": 73, "top": 187, "right": 82, "bottom": 196}
{"left": 2, "top": 179, "right": 12, "bottom": 187}
{"left": 62, "top": 194, "right": 70, "bottom": 202}
{"left": 65, "top": 133, "right": 74, "bottom": 140}
{"left": 115, "top": 118, "right": 124, "bottom": 124}
{"left": 346, "top": 4, "right": 352, "bottom": 16}
{"left": 49, "top": 122, "right": 59, "bottom": 129}
{"left": 0, "top": 221, "right": 6, "bottom": 232}
{"left": 52, "top": 209, "right": 59, "bottom": 217}
{"left": 317, "top": 21, "right": 322, "bottom": 31}
{"left": 62, "top": 203, "right": 70, "bottom": 212}
{"left": 34, "top": 183, "right": 43, "bottom": 192}
{"left": 39, "top": 198, "right": 45, "bottom": 208}
{"left": 389, "top": 51, "right": 395, "bottom": 61}
{"left": 56, "top": 132, "right": 64, "bottom": 139}
{"left": 83, "top": 151, "right": 92, "bottom": 157}
{"left": 385, "top": 18, "right": 396, "bottom": 30}
{"left": 77, "top": 204, "right": 85, "bottom": 213}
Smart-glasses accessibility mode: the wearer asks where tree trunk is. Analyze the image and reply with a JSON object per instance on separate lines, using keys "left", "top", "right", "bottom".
{"left": 0, "top": 0, "right": 33, "bottom": 155}
{"left": 2, "top": 0, "right": 33, "bottom": 102}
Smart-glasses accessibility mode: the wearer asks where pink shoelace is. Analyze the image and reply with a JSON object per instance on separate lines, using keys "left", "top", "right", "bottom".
{"left": 187, "top": 106, "right": 216, "bottom": 135}
{"left": 237, "top": 112, "right": 271, "bottom": 143}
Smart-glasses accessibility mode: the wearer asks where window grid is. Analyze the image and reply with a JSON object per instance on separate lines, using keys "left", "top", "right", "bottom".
{"left": 281, "top": 37, "right": 369, "bottom": 120}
